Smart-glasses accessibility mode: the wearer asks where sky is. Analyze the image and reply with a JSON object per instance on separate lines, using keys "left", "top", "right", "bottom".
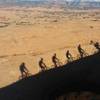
{"left": 1, "top": 0, "right": 100, "bottom": 2}
{"left": 24, "top": 0, "right": 100, "bottom": 1}
{"left": 11, "top": 0, "right": 100, "bottom": 1}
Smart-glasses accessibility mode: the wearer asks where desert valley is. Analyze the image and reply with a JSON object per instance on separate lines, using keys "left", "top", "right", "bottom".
{"left": 0, "top": 5, "right": 100, "bottom": 88}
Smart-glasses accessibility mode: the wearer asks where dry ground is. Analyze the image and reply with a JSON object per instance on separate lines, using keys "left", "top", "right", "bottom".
{"left": 0, "top": 7, "right": 100, "bottom": 87}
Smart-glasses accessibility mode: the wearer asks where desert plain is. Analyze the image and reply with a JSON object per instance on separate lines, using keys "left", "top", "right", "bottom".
{"left": 0, "top": 7, "right": 100, "bottom": 87}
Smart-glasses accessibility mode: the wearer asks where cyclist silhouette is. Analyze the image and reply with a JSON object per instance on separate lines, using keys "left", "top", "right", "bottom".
{"left": 90, "top": 40, "right": 100, "bottom": 52}
{"left": 19, "top": 62, "right": 29, "bottom": 78}
{"left": 66, "top": 50, "right": 73, "bottom": 63}
{"left": 77, "top": 44, "right": 87, "bottom": 58}
{"left": 39, "top": 58, "right": 47, "bottom": 71}
{"left": 52, "top": 53, "right": 61, "bottom": 68}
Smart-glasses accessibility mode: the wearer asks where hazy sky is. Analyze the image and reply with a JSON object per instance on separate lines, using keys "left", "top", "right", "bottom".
{"left": 2, "top": 0, "right": 99, "bottom": 1}
{"left": 17, "top": 0, "right": 100, "bottom": 1}
{"left": 16, "top": 0, "right": 100, "bottom": 1}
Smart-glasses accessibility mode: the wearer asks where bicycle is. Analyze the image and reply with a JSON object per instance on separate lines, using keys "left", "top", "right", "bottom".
{"left": 57, "top": 60, "right": 63, "bottom": 66}
{"left": 19, "top": 72, "right": 32, "bottom": 80}
{"left": 76, "top": 51, "right": 89, "bottom": 60}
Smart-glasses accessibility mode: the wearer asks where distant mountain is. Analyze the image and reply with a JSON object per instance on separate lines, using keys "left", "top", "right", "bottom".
{"left": 67, "top": 0, "right": 100, "bottom": 8}
{"left": 0, "top": 0, "right": 48, "bottom": 7}
{"left": 0, "top": 0, "right": 100, "bottom": 8}
{"left": 46, "top": 0, "right": 100, "bottom": 9}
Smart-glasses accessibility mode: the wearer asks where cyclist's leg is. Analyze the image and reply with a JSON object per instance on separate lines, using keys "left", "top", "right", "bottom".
{"left": 67, "top": 58, "right": 70, "bottom": 63}
{"left": 80, "top": 52, "right": 84, "bottom": 58}
{"left": 70, "top": 55, "right": 74, "bottom": 61}
{"left": 41, "top": 67, "right": 45, "bottom": 71}
{"left": 21, "top": 71, "right": 25, "bottom": 78}
{"left": 24, "top": 71, "right": 28, "bottom": 77}
{"left": 68, "top": 57, "right": 72, "bottom": 62}
{"left": 53, "top": 61, "right": 57, "bottom": 68}
{"left": 44, "top": 66, "right": 48, "bottom": 70}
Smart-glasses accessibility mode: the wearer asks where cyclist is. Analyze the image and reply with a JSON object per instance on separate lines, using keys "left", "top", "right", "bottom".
{"left": 39, "top": 58, "right": 47, "bottom": 71}
{"left": 19, "top": 62, "right": 29, "bottom": 78}
{"left": 66, "top": 50, "right": 73, "bottom": 62}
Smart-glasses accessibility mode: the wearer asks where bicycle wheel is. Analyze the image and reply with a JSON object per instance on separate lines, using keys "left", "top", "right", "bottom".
{"left": 18, "top": 74, "right": 26, "bottom": 80}
{"left": 84, "top": 52, "right": 89, "bottom": 57}
{"left": 19, "top": 76, "right": 22, "bottom": 80}
{"left": 27, "top": 73, "right": 32, "bottom": 77}
{"left": 76, "top": 54, "right": 81, "bottom": 60}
